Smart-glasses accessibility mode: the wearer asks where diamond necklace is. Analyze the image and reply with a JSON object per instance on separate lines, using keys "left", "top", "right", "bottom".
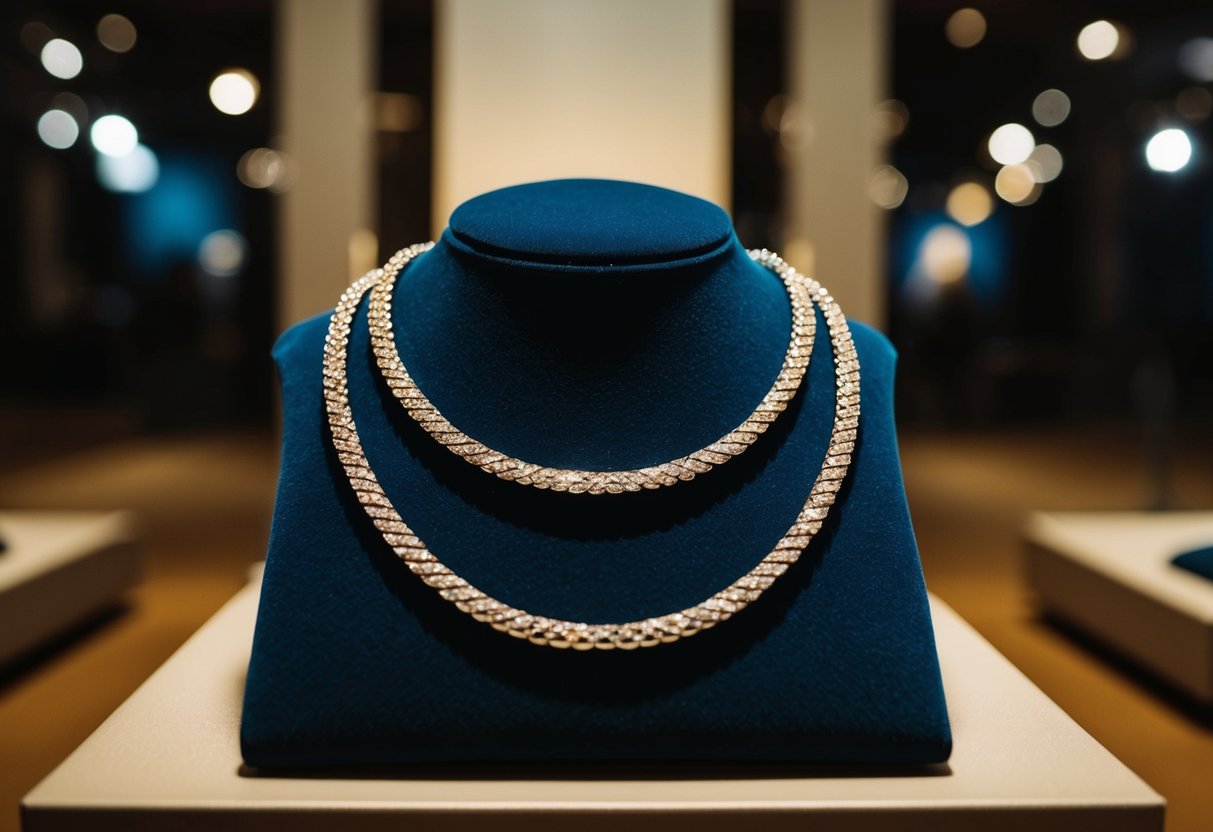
{"left": 365, "top": 243, "right": 814, "bottom": 493}
{"left": 323, "top": 245, "right": 860, "bottom": 650}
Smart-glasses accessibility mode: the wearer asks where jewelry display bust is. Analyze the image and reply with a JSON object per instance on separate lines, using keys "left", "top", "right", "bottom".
{"left": 242, "top": 179, "right": 950, "bottom": 768}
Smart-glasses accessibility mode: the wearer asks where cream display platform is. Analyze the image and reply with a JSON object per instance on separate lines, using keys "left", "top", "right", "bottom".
{"left": 22, "top": 578, "right": 1163, "bottom": 832}
{"left": 1025, "top": 511, "right": 1213, "bottom": 705}
{"left": 0, "top": 511, "right": 141, "bottom": 667}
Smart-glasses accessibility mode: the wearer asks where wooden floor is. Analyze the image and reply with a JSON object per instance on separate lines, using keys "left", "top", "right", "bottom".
{"left": 0, "top": 427, "right": 1211, "bottom": 831}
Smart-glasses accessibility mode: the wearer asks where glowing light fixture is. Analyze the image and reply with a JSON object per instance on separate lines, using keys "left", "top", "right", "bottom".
{"left": 1031, "top": 89, "right": 1070, "bottom": 127}
{"left": 37, "top": 109, "right": 79, "bottom": 149}
{"left": 96, "top": 143, "right": 158, "bottom": 192}
{"left": 198, "top": 230, "right": 247, "bottom": 277}
{"left": 41, "top": 38, "right": 82, "bottom": 79}
{"left": 945, "top": 182, "right": 993, "bottom": 227}
{"left": 920, "top": 226, "right": 971, "bottom": 285}
{"left": 994, "top": 164, "right": 1040, "bottom": 205}
{"left": 1077, "top": 20, "right": 1119, "bottom": 61}
{"left": 1145, "top": 128, "right": 1192, "bottom": 173}
{"left": 209, "top": 69, "right": 259, "bottom": 116}
{"left": 987, "top": 123, "right": 1035, "bottom": 165}
{"left": 945, "top": 8, "right": 986, "bottom": 49}
{"left": 97, "top": 13, "right": 137, "bottom": 53}
{"left": 869, "top": 164, "right": 909, "bottom": 209}
{"left": 90, "top": 114, "right": 138, "bottom": 157}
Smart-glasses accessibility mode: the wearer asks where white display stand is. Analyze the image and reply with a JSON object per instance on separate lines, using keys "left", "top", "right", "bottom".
{"left": 1025, "top": 511, "right": 1213, "bottom": 705}
{"left": 0, "top": 510, "right": 141, "bottom": 666}
{"left": 22, "top": 581, "right": 1163, "bottom": 832}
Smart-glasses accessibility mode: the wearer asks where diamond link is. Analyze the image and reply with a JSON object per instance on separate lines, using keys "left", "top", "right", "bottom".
{"left": 364, "top": 246, "right": 817, "bottom": 492}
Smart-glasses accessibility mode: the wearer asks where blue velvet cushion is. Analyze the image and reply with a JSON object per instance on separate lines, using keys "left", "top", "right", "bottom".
{"left": 1173, "top": 546, "right": 1213, "bottom": 582}
{"left": 241, "top": 179, "right": 951, "bottom": 767}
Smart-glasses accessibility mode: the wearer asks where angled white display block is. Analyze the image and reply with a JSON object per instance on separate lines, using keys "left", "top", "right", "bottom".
{"left": 22, "top": 582, "right": 1163, "bottom": 832}
{"left": 1025, "top": 511, "right": 1213, "bottom": 705}
{"left": 0, "top": 510, "right": 141, "bottom": 666}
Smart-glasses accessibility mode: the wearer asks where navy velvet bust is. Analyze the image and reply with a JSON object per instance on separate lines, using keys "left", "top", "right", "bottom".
{"left": 241, "top": 179, "right": 951, "bottom": 767}
{"left": 1173, "top": 546, "right": 1213, "bottom": 582}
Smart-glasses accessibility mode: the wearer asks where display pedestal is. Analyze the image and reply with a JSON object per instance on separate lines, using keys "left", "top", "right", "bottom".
{"left": 0, "top": 510, "right": 141, "bottom": 666}
{"left": 22, "top": 580, "right": 1162, "bottom": 831}
{"left": 1025, "top": 511, "right": 1213, "bottom": 704}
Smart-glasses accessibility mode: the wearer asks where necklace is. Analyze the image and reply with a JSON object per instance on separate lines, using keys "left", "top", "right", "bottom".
{"left": 324, "top": 245, "right": 860, "bottom": 650}
{"left": 365, "top": 243, "right": 815, "bottom": 493}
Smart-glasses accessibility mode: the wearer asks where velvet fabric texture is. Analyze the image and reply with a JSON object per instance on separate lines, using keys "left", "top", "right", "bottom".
{"left": 1173, "top": 546, "right": 1213, "bottom": 582}
{"left": 241, "top": 179, "right": 951, "bottom": 768}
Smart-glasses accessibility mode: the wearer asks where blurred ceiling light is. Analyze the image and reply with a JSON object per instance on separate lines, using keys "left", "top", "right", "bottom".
{"left": 1027, "top": 144, "right": 1063, "bottom": 182}
{"left": 90, "top": 114, "right": 138, "bottom": 157}
{"left": 96, "top": 143, "right": 158, "bottom": 192}
{"left": 375, "top": 92, "right": 423, "bottom": 133}
{"left": 41, "top": 38, "right": 83, "bottom": 79}
{"left": 37, "top": 109, "right": 79, "bottom": 149}
{"left": 920, "top": 225, "right": 971, "bottom": 285}
{"left": 1031, "top": 89, "right": 1070, "bottom": 127}
{"left": 987, "top": 123, "right": 1035, "bottom": 165}
{"left": 945, "top": 182, "right": 993, "bottom": 227}
{"left": 97, "top": 13, "right": 137, "bottom": 53}
{"left": 21, "top": 21, "right": 54, "bottom": 54}
{"left": 51, "top": 91, "right": 88, "bottom": 124}
{"left": 994, "top": 163, "right": 1041, "bottom": 205}
{"left": 945, "top": 8, "right": 986, "bottom": 49}
{"left": 198, "top": 230, "right": 247, "bottom": 277}
{"left": 1077, "top": 20, "right": 1121, "bottom": 61}
{"left": 1178, "top": 37, "right": 1213, "bottom": 82}
{"left": 209, "top": 69, "right": 259, "bottom": 116}
{"left": 237, "top": 147, "right": 287, "bottom": 189}
{"left": 1145, "top": 128, "right": 1192, "bottom": 173}
{"left": 869, "top": 164, "right": 909, "bottom": 209}
{"left": 1176, "top": 87, "right": 1213, "bottom": 123}
{"left": 872, "top": 99, "right": 910, "bottom": 143}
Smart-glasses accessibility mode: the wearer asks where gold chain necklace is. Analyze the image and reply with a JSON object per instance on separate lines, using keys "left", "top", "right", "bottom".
{"left": 365, "top": 242, "right": 814, "bottom": 493}
{"left": 323, "top": 245, "right": 860, "bottom": 650}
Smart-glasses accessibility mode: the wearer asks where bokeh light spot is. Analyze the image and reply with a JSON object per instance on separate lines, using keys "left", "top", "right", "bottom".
{"left": 37, "top": 109, "right": 79, "bottom": 150}
{"left": 1032, "top": 89, "right": 1071, "bottom": 127}
{"left": 946, "top": 182, "right": 993, "bottom": 227}
{"left": 1077, "top": 20, "right": 1120, "bottom": 61}
{"left": 90, "top": 115, "right": 139, "bottom": 157}
{"left": 209, "top": 69, "right": 259, "bottom": 116}
{"left": 97, "top": 13, "right": 137, "bottom": 53}
{"left": 198, "top": 230, "right": 247, "bottom": 277}
{"left": 1145, "top": 128, "right": 1192, "bottom": 173}
{"left": 41, "top": 38, "right": 83, "bottom": 79}
{"left": 870, "top": 164, "right": 909, "bottom": 209}
{"left": 945, "top": 8, "right": 986, "bottom": 49}
{"left": 96, "top": 143, "right": 159, "bottom": 193}
{"left": 994, "top": 164, "right": 1041, "bottom": 205}
{"left": 988, "top": 123, "right": 1035, "bottom": 165}
{"left": 920, "top": 225, "right": 972, "bottom": 284}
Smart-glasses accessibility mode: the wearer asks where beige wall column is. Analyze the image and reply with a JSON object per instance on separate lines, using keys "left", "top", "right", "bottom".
{"left": 434, "top": 0, "right": 730, "bottom": 233}
{"left": 786, "top": 0, "right": 887, "bottom": 328}
{"left": 276, "top": 0, "right": 376, "bottom": 331}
